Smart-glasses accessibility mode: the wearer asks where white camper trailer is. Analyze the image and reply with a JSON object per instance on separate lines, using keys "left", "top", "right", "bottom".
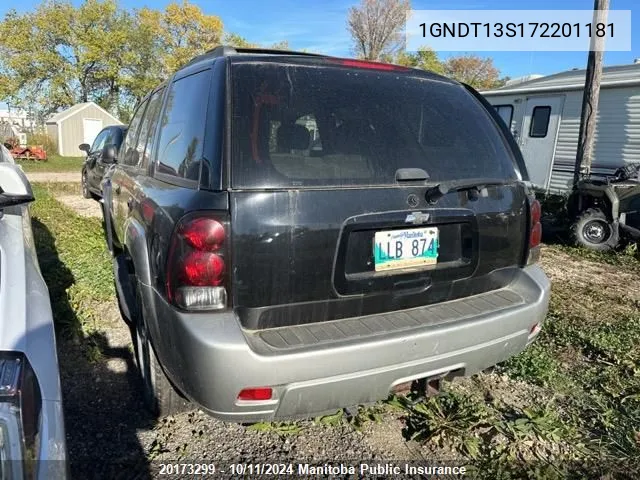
{"left": 482, "top": 63, "right": 640, "bottom": 193}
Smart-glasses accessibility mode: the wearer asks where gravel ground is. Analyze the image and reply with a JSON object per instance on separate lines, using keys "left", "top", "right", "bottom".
{"left": 56, "top": 195, "right": 102, "bottom": 218}
{"left": 26, "top": 171, "right": 81, "bottom": 183}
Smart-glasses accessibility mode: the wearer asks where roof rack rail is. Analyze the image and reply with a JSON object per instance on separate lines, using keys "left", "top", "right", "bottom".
{"left": 181, "top": 45, "right": 326, "bottom": 69}
{"left": 204, "top": 45, "right": 325, "bottom": 58}
{"left": 234, "top": 47, "right": 325, "bottom": 57}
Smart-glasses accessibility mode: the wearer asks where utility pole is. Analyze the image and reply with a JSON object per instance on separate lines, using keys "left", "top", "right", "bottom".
{"left": 573, "top": 0, "right": 610, "bottom": 186}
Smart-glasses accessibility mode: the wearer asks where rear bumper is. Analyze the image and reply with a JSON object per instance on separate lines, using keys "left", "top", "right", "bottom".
{"left": 144, "top": 265, "right": 550, "bottom": 422}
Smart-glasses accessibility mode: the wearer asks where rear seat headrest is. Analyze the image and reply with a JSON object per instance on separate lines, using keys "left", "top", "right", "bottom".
{"left": 277, "top": 124, "right": 310, "bottom": 152}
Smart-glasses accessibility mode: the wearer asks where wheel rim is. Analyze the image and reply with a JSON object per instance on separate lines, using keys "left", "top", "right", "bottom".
{"left": 135, "top": 324, "right": 153, "bottom": 402}
{"left": 82, "top": 173, "right": 88, "bottom": 196}
{"left": 132, "top": 280, "right": 157, "bottom": 409}
{"left": 583, "top": 219, "right": 611, "bottom": 244}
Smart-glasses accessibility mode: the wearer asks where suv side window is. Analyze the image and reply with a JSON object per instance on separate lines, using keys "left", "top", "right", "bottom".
{"left": 122, "top": 100, "right": 149, "bottom": 166}
{"left": 102, "top": 128, "right": 115, "bottom": 148}
{"left": 137, "top": 88, "right": 165, "bottom": 169}
{"left": 90, "top": 130, "right": 109, "bottom": 154}
{"left": 156, "top": 69, "right": 211, "bottom": 181}
{"left": 110, "top": 127, "right": 124, "bottom": 148}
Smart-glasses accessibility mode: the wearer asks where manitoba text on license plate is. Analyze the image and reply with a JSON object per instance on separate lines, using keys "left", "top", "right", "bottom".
{"left": 373, "top": 227, "right": 439, "bottom": 272}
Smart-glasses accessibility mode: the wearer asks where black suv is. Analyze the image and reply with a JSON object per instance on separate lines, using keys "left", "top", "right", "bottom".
{"left": 103, "top": 46, "right": 550, "bottom": 421}
{"left": 80, "top": 125, "right": 127, "bottom": 199}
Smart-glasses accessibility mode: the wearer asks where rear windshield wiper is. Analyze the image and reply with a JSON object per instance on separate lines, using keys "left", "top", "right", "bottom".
{"left": 425, "top": 178, "right": 514, "bottom": 203}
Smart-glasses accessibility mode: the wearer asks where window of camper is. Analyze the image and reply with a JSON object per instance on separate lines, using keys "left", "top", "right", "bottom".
{"left": 494, "top": 105, "right": 513, "bottom": 128}
{"left": 529, "top": 106, "right": 551, "bottom": 138}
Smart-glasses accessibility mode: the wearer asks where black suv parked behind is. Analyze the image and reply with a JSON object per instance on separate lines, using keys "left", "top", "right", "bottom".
{"left": 102, "top": 46, "right": 550, "bottom": 421}
{"left": 80, "top": 124, "right": 127, "bottom": 199}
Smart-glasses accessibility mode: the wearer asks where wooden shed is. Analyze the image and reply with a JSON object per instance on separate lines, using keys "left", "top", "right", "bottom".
{"left": 46, "top": 102, "right": 123, "bottom": 157}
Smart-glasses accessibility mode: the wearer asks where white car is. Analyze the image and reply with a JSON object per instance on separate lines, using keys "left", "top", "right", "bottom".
{"left": 0, "top": 145, "right": 68, "bottom": 478}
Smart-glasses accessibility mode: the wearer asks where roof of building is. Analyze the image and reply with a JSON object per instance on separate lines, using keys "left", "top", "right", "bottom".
{"left": 483, "top": 62, "right": 640, "bottom": 96}
{"left": 46, "top": 101, "right": 123, "bottom": 125}
{"left": 503, "top": 74, "right": 544, "bottom": 87}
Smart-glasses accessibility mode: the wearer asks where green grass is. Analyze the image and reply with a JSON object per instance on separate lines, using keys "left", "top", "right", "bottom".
{"left": 30, "top": 184, "right": 113, "bottom": 339}
{"left": 555, "top": 242, "right": 640, "bottom": 267}
{"left": 496, "top": 312, "right": 640, "bottom": 475}
{"left": 18, "top": 155, "right": 84, "bottom": 172}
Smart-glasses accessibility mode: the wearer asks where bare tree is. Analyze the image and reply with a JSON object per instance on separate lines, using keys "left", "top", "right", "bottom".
{"left": 347, "top": 0, "right": 411, "bottom": 61}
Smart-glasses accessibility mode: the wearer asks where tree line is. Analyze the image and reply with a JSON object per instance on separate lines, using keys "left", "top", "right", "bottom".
{"left": 0, "top": 0, "right": 507, "bottom": 125}
{"left": 0, "top": 0, "right": 279, "bottom": 123}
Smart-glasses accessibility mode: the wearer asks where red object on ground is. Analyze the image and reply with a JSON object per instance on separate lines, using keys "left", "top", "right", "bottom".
{"left": 10, "top": 146, "right": 48, "bottom": 161}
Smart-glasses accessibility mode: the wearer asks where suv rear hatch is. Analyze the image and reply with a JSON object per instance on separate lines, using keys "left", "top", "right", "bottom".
{"left": 228, "top": 57, "right": 529, "bottom": 330}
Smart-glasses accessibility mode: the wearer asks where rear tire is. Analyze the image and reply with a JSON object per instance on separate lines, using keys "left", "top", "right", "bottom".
{"left": 131, "top": 280, "right": 189, "bottom": 418}
{"left": 572, "top": 208, "right": 619, "bottom": 251}
{"left": 81, "top": 171, "right": 91, "bottom": 199}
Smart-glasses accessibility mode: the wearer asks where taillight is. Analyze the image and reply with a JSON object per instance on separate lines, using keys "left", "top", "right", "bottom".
{"left": 180, "top": 251, "right": 225, "bottom": 286}
{"left": 0, "top": 353, "right": 42, "bottom": 469}
{"left": 237, "top": 387, "right": 273, "bottom": 402}
{"left": 166, "top": 214, "right": 228, "bottom": 310}
{"left": 528, "top": 199, "right": 542, "bottom": 264}
{"left": 182, "top": 217, "right": 225, "bottom": 251}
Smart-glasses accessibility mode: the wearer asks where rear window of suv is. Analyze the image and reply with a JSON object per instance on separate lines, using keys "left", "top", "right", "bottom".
{"left": 230, "top": 60, "right": 518, "bottom": 189}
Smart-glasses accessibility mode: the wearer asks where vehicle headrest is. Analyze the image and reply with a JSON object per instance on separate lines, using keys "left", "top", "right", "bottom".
{"left": 277, "top": 124, "right": 310, "bottom": 152}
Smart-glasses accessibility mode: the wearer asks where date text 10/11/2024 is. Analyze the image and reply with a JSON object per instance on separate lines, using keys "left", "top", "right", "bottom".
{"left": 158, "top": 463, "right": 466, "bottom": 478}
{"left": 158, "top": 463, "right": 468, "bottom": 476}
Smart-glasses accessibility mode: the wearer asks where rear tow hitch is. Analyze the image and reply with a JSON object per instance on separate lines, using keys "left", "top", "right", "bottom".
{"left": 392, "top": 376, "right": 443, "bottom": 405}
{"left": 409, "top": 378, "right": 442, "bottom": 405}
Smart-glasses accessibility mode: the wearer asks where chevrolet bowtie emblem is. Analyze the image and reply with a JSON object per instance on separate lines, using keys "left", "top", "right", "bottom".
{"left": 405, "top": 212, "right": 430, "bottom": 224}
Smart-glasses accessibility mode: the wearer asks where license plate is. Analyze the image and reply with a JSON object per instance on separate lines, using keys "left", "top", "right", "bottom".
{"left": 373, "top": 227, "right": 439, "bottom": 271}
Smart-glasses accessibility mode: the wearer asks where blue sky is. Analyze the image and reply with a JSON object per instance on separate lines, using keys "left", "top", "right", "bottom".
{"left": 0, "top": 0, "right": 638, "bottom": 79}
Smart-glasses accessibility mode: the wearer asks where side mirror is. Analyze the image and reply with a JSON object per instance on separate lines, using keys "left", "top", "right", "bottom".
{"left": 79, "top": 143, "right": 90, "bottom": 154}
{"left": 0, "top": 164, "right": 34, "bottom": 211}
{"left": 102, "top": 144, "right": 117, "bottom": 164}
